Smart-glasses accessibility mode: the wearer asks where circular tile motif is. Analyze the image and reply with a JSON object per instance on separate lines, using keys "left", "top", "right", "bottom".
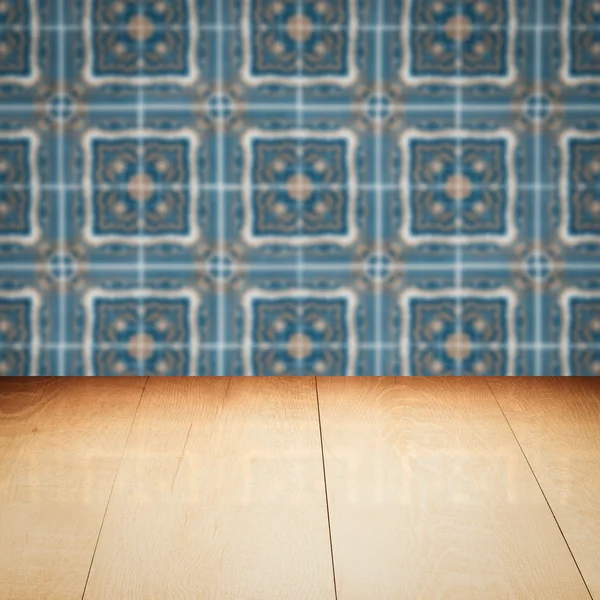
{"left": 525, "top": 251, "right": 553, "bottom": 282}
{"left": 128, "top": 173, "right": 155, "bottom": 202}
{"left": 366, "top": 94, "right": 392, "bottom": 122}
{"left": 286, "top": 14, "right": 313, "bottom": 42}
{"left": 48, "top": 252, "right": 78, "bottom": 282}
{"left": 208, "top": 93, "right": 234, "bottom": 122}
{"left": 47, "top": 94, "right": 76, "bottom": 123}
{"left": 523, "top": 93, "right": 553, "bottom": 124}
{"left": 208, "top": 253, "right": 235, "bottom": 282}
{"left": 364, "top": 252, "right": 392, "bottom": 282}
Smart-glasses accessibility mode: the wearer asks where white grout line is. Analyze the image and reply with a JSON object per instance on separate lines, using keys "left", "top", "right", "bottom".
{"left": 374, "top": 0, "right": 384, "bottom": 376}
{"left": 0, "top": 182, "right": 579, "bottom": 192}
{"left": 454, "top": 0, "right": 464, "bottom": 376}
{"left": 2, "top": 341, "right": 600, "bottom": 352}
{"left": 534, "top": 0, "right": 544, "bottom": 375}
{"left": 5, "top": 22, "right": 600, "bottom": 32}
{"left": 295, "top": 0, "right": 304, "bottom": 376}
{"left": 56, "top": 0, "right": 66, "bottom": 375}
{"left": 215, "top": 0, "right": 225, "bottom": 376}
{"left": 1, "top": 261, "right": 599, "bottom": 273}
{"left": 135, "top": 0, "right": 146, "bottom": 376}
{"left": 3, "top": 101, "right": 600, "bottom": 114}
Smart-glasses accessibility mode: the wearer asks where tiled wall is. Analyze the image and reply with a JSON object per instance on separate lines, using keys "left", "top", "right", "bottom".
{"left": 1, "top": 0, "right": 599, "bottom": 375}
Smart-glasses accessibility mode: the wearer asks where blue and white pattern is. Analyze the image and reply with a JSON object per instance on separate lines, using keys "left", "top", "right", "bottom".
{"left": 85, "top": 289, "right": 199, "bottom": 375}
{"left": 0, "top": 0, "right": 39, "bottom": 84}
{"left": 560, "top": 131, "right": 600, "bottom": 243}
{"left": 83, "top": 129, "right": 200, "bottom": 244}
{"left": 243, "top": 289, "right": 357, "bottom": 375}
{"left": 0, "top": 131, "right": 40, "bottom": 243}
{"left": 562, "top": 0, "right": 600, "bottom": 84}
{"left": 242, "top": 129, "right": 358, "bottom": 245}
{"left": 401, "top": 289, "right": 516, "bottom": 376}
{"left": 561, "top": 290, "right": 600, "bottom": 375}
{"left": 241, "top": 0, "right": 357, "bottom": 85}
{"left": 0, "top": 0, "right": 599, "bottom": 375}
{"left": 0, "top": 290, "right": 39, "bottom": 376}
{"left": 400, "top": 130, "right": 516, "bottom": 244}
{"left": 401, "top": 0, "right": 516, "bottom": 85}
{"left": 83, "top": 0, "right": 198, "bottom": 84}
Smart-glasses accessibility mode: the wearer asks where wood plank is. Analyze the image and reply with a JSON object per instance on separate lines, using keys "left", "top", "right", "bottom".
{"left": 318, "top": 377, "right": 591, "bottom": 600}
{"left": 0, "top": 378, "right": 54, "bottom": 461}
{"left": 488, "top": 377, "right": 600, "bottom": 599}
{"left": 0, "top": 377, "right": 146, "bottom": 600}
{"left": 83, "top": 377, "right": 335, "bottom": 600}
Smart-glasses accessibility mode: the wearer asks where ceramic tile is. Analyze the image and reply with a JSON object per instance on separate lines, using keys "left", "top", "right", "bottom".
{"left": 1, "top": 0, "right": 599, "bottom": 374}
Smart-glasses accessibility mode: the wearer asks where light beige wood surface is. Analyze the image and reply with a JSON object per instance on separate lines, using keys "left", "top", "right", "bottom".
{"left": 489, "top": 377, "right": 600, "bottom": 600}
{"left": 317, "top": 377, "right": 592, "bottom": 600}
{"left": 0, "top": 377, "right": 146, "bottom": 600}
{"left": 1, "top": 377, "right": 599, "bottom": 600}
{"left": 81, "top": 377, "right": 336, "bottom": 600}
{"left": 0, "top": 378, "right": 53, "bottom": 462}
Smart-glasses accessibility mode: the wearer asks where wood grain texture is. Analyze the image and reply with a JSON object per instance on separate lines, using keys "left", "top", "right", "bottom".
{"left": 488, "top": 377, "right": 600, "bottom": 599}
{"left": 82, "top": 377, "right": 335, "bottom": 600}
{"left": 0, "top": 378, "right": 53, "bottom": 462}
{"left": 0, "top": 377, "right": 146, "bottom": 600}
{"left": 317, "top": 377, "right": 591, "bottom": 600}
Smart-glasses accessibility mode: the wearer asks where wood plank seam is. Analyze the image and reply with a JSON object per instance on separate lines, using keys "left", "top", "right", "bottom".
{"left": 80, "top": 376, "right": 150, "bottom": 600}
{"left": 77, "top": 377, "right": 336, "bottom": 599}
{"left": 315, "top": 376, "right": 339, "bottom": 600}
{"left": 485, "top": 380, "right": 594, "bottom": 600}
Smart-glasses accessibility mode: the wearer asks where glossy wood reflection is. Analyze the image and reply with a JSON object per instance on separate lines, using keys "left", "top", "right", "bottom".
{"left": 489, "top": 377, "right": 600, "bottom": 599}
{"left": 82, "top": 377, "right": 335, "bottom": 600}
{"left": 1, "top": 377, "right": 599, "bottom": 600}
{"left": 0, "top": 377, "right": 146, "bottom": 600}
{"left": 317, "top": 377, "right": 592, "bottom": 600}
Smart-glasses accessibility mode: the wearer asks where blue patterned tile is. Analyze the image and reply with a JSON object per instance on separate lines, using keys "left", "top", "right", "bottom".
{"left": 86, "top": 290, "right": 199, "bottom": 375}
{"left": 243, "top": 288, "right": 357, "bottom": 375}
{"left": 400, "top": 129, "right": 516, "bottom": 244}
{"left": 241, "top": 129, "right": 358, "bottom": 246}
{"left": 44, "top": 261, "right": 217, "bottom": 374}
{"left": 1, "top": 0, "right": 600, "bottom": 375}
{"left": 400, "top": 290, "right": 516, "bottom": 376}
{"left": 0, "top": 291, "right": 40, "bottom": 375}
{"left": 402, "top": 0, "right": 515, "bottom": 83}
{"left": 83, "top": 0, "right": 198, "bottom": 85}
{"left": 563, "top": 0, "right": 600, "bottom": 83}
{"left": 562, "top": 291, "right": 600, "bottom": 375}
{"left": 0, "top": 0, "right": 39, "bottom": 85}
{"left": 213, "top": 261, "right": 403, "bottom": 375}
{"left": 241, "top": 0, "right": 357, "bottom": 86}
{"left": 0, "top": 132, "right": 41, "bottom": 243}
{"left": 82, "top": 129, "right": 201, "bottom": 244}
{"left": 560, "top": 131, "right": 600, "bottom": 242}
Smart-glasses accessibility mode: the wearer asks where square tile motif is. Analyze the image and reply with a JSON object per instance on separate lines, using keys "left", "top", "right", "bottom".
{"left": 401, "top": 0, "right": 516, "bottom": 85}
{"left": 562, "top": 0, "right": 600, "bottom": 84}
{"left": 0, "top": 290, "right": 40, "bottom": 376}
{"left": 82, "top": 130, "right": 200, "bottom": 245}
{"left": 0, "top": 131, "right": 40, "bottom": 244}
{"left": 400, "top": 289, "right": 516, "bottom": 376}
{"left": 83, "top": 0, "right": 198, "bottom": 84}
{"left": 561, "top": 290, "right": 600, "bottom": 376}
{"left": 241, "top": 0, "right": 358, "bottom": 85}
{"left": 84, "top": 289, "right": 199, "bottom": 375}
{"left": 400, "top": 130, "right": 516, "bottom": 244}
{"left": 243, "top": 288, "right": 357, "bottom": 375}
{"left": 0, "top": 0, "right": 599, "bottom": 376}
{"left": 242, "top": 129, "right": 358, "bottom": 246}
{"left": 0, "top": 0, "right": 39, "bottom": 84}
{"left": 560, "top": 131, "right": 600, "bottom": 243}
